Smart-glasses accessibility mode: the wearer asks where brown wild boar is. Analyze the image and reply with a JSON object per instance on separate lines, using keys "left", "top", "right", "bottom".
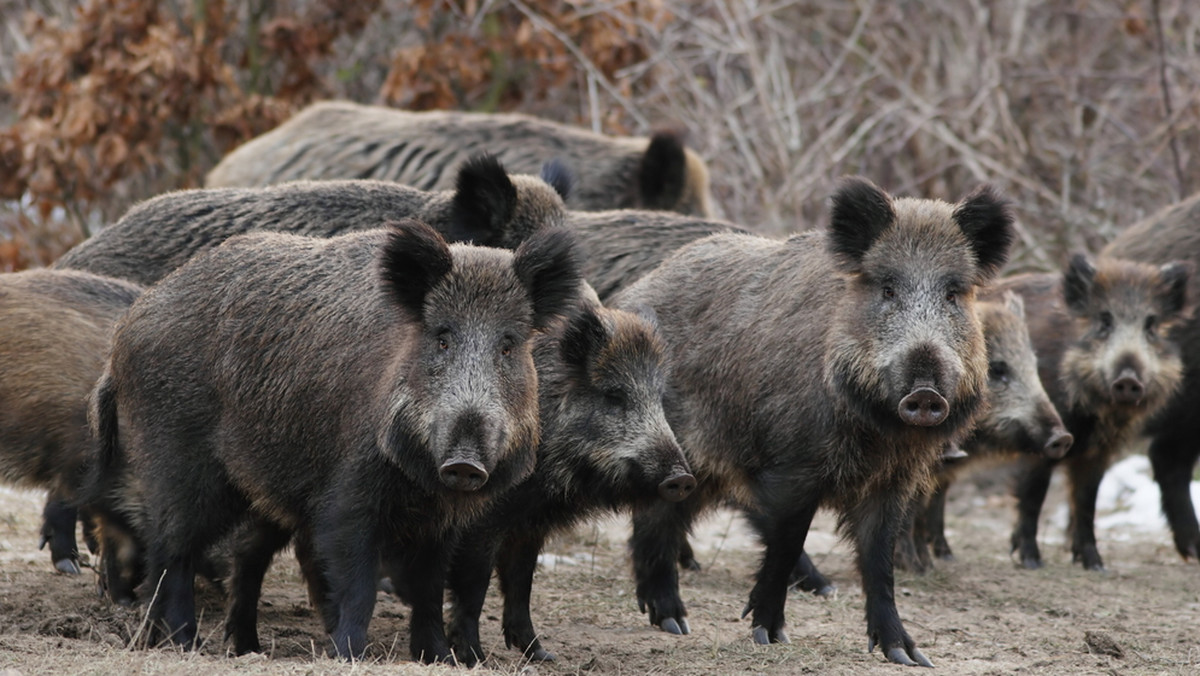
{"left": 612, "top": 177, "right": 1014, "bottom": 666}
{"left": 205, "top": 100, "right": 714, "bottom": 217}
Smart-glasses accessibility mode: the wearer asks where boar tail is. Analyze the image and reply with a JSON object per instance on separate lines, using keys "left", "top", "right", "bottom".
{"left": 90, "top": 371, "right": 123, "bottom": 479}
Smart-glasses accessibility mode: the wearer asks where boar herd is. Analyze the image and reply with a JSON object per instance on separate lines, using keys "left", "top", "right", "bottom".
{"left": 2, "top": 99, "right": 1198, "bottom": 669}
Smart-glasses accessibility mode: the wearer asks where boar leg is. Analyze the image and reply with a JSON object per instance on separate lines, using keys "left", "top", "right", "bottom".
{"left": 224, "top": 519, "right": 293, "bottom": 654}
{"left": 143, "top": 545, "right": 199, "bottom": 650}
{"left": 855, "top": 492, "right": 933, "bottom": 667}
{"left": 677, "top": 539, "right": 702, "bottom": 571}
{"left": 923, "top": 481, "right": 954, "bottom": 561}
{"left": 630, "top": 499, "right": 700, "bottom": 635}
{"left": 893, "top": 495, "right": 929, "bottom": 574}
{"left": 322, "top": 514, "right": 381, "bottom": 660}
{"left": 39, "top": 487, "right": 81, "bottom": 574}
{"left": 292, "top": 527, "right": 333, "bottom": 629}
{"left": 497, "top": 529, "right": 555, "bottom": 662}
{"left": 1011, "top": 457, "right": 1054, "bottom": 569}
{"left": 788, "top": 551, "right": 836, "bottom": 596}
{"left": 446, "top": 526, "right": 504, "bottom": 666}
{"left": 742, "top": 500, "right": 818, "bottom": 644}
{"left": 1065, "top": 452, "right": 1107, "bottom": 571}
{"left": 1148, "top": 428, "right": 1200, "bottom": 562}
{"left": 383, "top": 535, "right": 455, "bottom": 664}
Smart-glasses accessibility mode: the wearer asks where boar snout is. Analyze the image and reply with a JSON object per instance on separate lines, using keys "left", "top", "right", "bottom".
{"left": 1110, "top": 368, "right": 1145, "bottom": 405}
{"left": 658, "top": 468, "right": 696, "bottom": 502}
{"left": 439, "top": 456, "right": 490, "bottom": 492}
{"left": 1043, "top": 429, "right": 1074, "bottom": 459}
{"left": 898, "top": 385, "right": 948, "bottom": 427}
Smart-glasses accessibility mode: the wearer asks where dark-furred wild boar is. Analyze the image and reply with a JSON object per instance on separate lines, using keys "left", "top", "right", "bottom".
{"left": 997, "top": 254, "right": 1191, "bottom": 570}
{"left": 897, "top": 291, "right": 1073, "bottom": 572}
{"left": 612, "top": 177, "right": 1013, "bottom": 666}
{"left": 85, "top": 220, "right": 582, "bottom": 662}
{"left": 55, "top": 154, "right": 569, "bottom": 286}
{"left": 204, "top": 100, "right": 714, "bottom": 217}
{"left": 0, "top": 268, "right": 142, "bottom": 574}
{"left": 438, "top": 302, "right": 694, "bottom": 665}
{"left": 1102, "top": 193, "right": 1200, "bottom": 561}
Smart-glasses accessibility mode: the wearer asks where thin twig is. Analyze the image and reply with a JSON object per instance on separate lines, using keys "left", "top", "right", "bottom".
{"left": 1151, "top": 0, "right": 1188, "bottom": 198}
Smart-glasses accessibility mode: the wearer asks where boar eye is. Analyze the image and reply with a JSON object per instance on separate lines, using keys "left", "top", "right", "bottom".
{"left": 500, "top": 344, "right": 512, "bottom": 357}
{"left": 1097, "top": 312, "right": 1114, "bottom": 337}
{"left": 882, "top": 286, "right": 895, "bottom": 299}
{"left": 604, "top": 389, "right": 628, "bottom": 409}
{"left": 1145, "top": 315, "right": 1158, "bottom": 334}
{"left": 988, "top": 360, "right": 1010, "bottom": 383}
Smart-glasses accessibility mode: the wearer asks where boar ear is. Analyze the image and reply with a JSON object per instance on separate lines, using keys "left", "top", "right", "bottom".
{"left": 559, "top": 304, "right": 611, "bottom": 374}
{"left": 379, "top": 219, "right": 454, "bottom": 319}
{"left": 447, "top": 153, "right": 519, "bottom": 248}
{"left": 1157, "top": 260, "right": 1194, "bottom": 317}
{"left": 1062, "top": 253, "right": 1097, "bottom": 314}
{"left": 1001, "top": 290, "right": 1026, "bottom": 320}
{"left": 953, "top": 185, "right": 1014, "bottom": 281}
{"left": 513, "top": 227, "right": 584, "bottom": 330}
{"left": 638, "top": 131, "right": 688, "bottom": 210}
{"left": 827, "top": 176, "right": 894, "bottom": 272}
{"left": 539, "top": 159, "right": 574, "bottom": 202}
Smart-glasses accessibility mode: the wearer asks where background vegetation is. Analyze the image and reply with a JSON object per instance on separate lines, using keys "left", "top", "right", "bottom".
{"left": 1, "top": 0, "right": 1197, "bottom": 272}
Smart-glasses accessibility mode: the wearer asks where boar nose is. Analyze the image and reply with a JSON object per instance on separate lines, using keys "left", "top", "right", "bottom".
{"left": 439, "top": 457, "right": 490, "bottom": 492}
{"left": 1043, "top": 429, "right": 1073, "bottom": 459}
{"left": 1111, "top": 369, "right": 1144, "bottom": 404}
{"left": 898, "top": 387, "right": 948, "bottom": 426}
{"left": 658, "top": 469, "right": 696, "bottom": 502}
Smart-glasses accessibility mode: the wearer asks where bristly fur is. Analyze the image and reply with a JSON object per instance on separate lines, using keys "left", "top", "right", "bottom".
{"left": 1062, "top": 253, "right": 1097, "bottom": 314}
{"left": 378, "top": 219, "right": 454, "bottom": 321}
{"left": 559, "top": 304, "right": 610, "bottom": 379}
{"left": 448, "top": 153, "right": 519, "bottom": 244}
{"left": 1157, "top": 261, "right": 1194, "bottom": 317}
{"left": 539, "top": 159, "right": 574, "bottom": 202}
{"left": 827, "top": 177, "right": 895, "bottom": 272}
{"left": 512, "top": 228, "right": 584, "bottom": 329}
{"left": 952, "top": 185, "right": 1014, "bottom": 280}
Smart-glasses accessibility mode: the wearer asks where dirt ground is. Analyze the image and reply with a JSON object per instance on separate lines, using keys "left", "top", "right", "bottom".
{"left": 2, "top": 468, "right": 1198, "bottom": 676}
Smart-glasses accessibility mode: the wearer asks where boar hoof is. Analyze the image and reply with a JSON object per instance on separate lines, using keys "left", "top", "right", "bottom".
{"left": 54, "top": 557, "right": 82, "bottom": 575}
{"left": 1019, "top": 556, "right": 1042, "bottom": 570}
{"left": 886, "top": 645, "right": 933, "bottom": 668}
{"left": 751, "top": 625, "right": 789, "bottom": 645}
{"left": 813, "top": 583, "right": 837, "bottom": 597}
{"left": 528, "top": 646, "right": 556, "bottom": 662}
{"left": 659, "top": 617, "right": 690, "bottom": 635}
{"left": 1181, "top": 542, "right": 1199, "bottom": 562}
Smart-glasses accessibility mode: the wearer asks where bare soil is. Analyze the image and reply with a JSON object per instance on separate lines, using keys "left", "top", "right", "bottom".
{"left": 2, "top": 470, "right": 1198, "bottom": 676}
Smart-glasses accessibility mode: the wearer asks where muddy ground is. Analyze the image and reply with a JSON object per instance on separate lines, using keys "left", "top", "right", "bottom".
{"left": 1, "top": 467, "right": 1198, "bottom": 676}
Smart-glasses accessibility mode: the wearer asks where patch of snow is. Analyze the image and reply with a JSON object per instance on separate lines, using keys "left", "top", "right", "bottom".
{"left": 1050, "top": 454, "right": 1200, "bottom": 542}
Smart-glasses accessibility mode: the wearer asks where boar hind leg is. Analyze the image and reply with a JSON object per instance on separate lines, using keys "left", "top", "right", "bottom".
{"left": 143, "top": 545, "right": 199, "bottom": 650}
{"left": 225, "top": 519, "right": 293, "bottom": 655}
{"left": 497, "top": 529, "right": 555, "bottom": 662}
{"left": 854, "top": 494, "right": 933, "bottom": 667}
{"left": 923, "top": 482, "right": 954, "bottom": 561}
{"left": 293, "top": 527, "right": 334, "bottom": 632}
{"left": 893, "top": 494, "right": 930, "bottom": 575}
{"left": 788, "top": 550, "right": 836, "bottom": 596}
{"left": 1011, "top": 457, "right": 1054, "bottom": 569}
{"left": 39, "top": 487, "right": 81, "bottom": 574}
{"left": 446, "top": 527, "right": 504, "bottom": 666}
{"left": 381, "top": 535, "right": 455, "bottom": 664}
{"left": 631, "top": 499, "right": 700, "bottom": 635}
{"left": 742, "top": 501, "right": 817, "bottom": 645}
{"left": 1148, "top": 427, "right": 1200, "bottom": 562}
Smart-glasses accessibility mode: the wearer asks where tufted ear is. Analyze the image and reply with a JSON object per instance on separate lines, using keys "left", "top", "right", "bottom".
{"left": 539, "top": 159, "right": 574, "bottom": 201}
{"left": 378, "top": 219, "right": 454, "bottom": 320}
{"left": 559, "top": 304, "right": 611, "bottom": 378}
{"left": 953, "top": 185, "right": 1014, "bottom": 282}
{"left": 446, "top": 153, "right": 518, "bottom": 247}
{"left": 512, "top": 227, "right": 584, "bottom": 330}
{"left": 826, "top": 177, "right": 895, "bottom": 273}
{"left": 1061, "top": 253, "right": 1097, "bottom": 315}
{"left": 1001, "top": 290, "right": 1026, "bottom": 320}
{"left": 1157, "top": 260, "right": 1194, "bottom": 318}
{"left": 637, "top": 131, "right": 689, "bottom": 210}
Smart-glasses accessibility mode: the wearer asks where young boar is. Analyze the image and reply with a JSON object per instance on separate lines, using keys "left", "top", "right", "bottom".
{"left": 439, "top": 302, "right": 694, "bottom": 665}
{"left": 205, "top": 100, "right": 714, "bottom": 217}
{"left": 54, "top": 154, "right": 569, "bottom": 286}
{"left": 996, "top": 254, "right": 1191, "bottom": 570}
{"left": 85, "top": 220, "right": 582, "bottom": 662}
{"left": 612, "top": 178, "right": 1013, "bottom": 666}
{"left": 0, "top": 269, "right": 142, "bottom": 574}
{"left": 1102, "top": 194, "right": 1200, "bottom": 562}
{"left": 895, "top": 292, "right": 1073, "bottom": 572}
